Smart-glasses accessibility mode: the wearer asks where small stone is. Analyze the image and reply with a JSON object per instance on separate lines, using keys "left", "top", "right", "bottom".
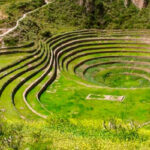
{"left": 0, "top": 108, "right": 5, "bottom": 112}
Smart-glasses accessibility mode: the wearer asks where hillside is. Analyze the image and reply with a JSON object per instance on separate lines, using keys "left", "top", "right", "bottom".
{"left": 1, "top": 0, "right": 150, "bottom": 46}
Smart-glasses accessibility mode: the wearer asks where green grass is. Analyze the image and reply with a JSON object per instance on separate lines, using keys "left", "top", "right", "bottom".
{"left": 0, "top": 54, "right": 28, "bottom": 68}
{"left": 40, "top": 72, "right": 150, "bottom": 122}
{"left": 2, "top": 30, "right": 150, "bottom": 123}
{"left": 0, "top": 117, "right": 149, "bottom": 150}
{"left": 0, "top": 30, "right": 150, "bottom": 149}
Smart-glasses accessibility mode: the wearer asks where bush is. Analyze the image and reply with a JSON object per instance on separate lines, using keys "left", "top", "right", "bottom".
{"left": 41, "top": 30, "right": 52, "bottom": 38}
{"left": 4, "top": 36, "right": 19, "bottom": 46}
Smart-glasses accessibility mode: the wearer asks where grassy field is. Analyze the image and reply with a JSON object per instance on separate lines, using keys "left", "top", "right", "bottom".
{"left": 0, "top": 29, "right": 150, "bottom": 149}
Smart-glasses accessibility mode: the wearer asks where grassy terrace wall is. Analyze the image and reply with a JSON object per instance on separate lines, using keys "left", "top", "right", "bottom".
{"left": 0, "top": 29, "right": 150, "bottom": 121}
{"left": 0, "top": 29, "right": 150, "bottom": 149}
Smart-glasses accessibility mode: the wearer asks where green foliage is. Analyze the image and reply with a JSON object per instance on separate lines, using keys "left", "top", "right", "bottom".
{"left": 18, "top": 18, "right": 40, "bottom": 41}
{"left": 4, "top": 36, "right": 19, "bottom": 46}
{"left": 45, "top": 0, "right": 86, "bottom": 27}
{"left": 81, "top": 0, "right": 150, "bottom": 29}
{"left": 1, "top": 0, "right": 150, "bottom": 44}
{"left": 0, "top": 0, "right": 45, "bottom": 28}
{"left": 6, "top": 0, "right": 45, "bottom": 15}
{"left": 13, "top": 0, "right": 150, "bottom": 43}
{"left": 41, "top": 30, "right": 52, "bottom": 38}
{"left": 0, "top": 116, "right": 149, "bottom": 150}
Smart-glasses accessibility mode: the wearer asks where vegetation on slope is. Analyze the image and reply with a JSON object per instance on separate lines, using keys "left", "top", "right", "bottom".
{"left": 3, "top": 0, "right": 150, "bottom": 45}
{"left": 0, "top": 115, "right": 149, "bottom": 150}
{"left": 0, "top": 0, "right": 45, "bottom": 28}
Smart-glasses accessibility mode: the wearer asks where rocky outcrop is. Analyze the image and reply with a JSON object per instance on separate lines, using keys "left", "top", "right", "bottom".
{"left": 125, "top": 0, "right": 148, "bottom": 9}
{"left": 79, "top": 0, "right": 148, "bottom": 11}
{"left": 85, "top": 0, "right": 95, "bottom": 13}
{"left": 78, "top": 0, "right": 84, "bottom": 6}
{"left": 78, "top": 0, "right": 95, "bottom": 13}
{"left": 132, "top": 0, "right": 148, "bottom": 9}
{"left": 124, "top": 0, "right": 130, "bottom": 7}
